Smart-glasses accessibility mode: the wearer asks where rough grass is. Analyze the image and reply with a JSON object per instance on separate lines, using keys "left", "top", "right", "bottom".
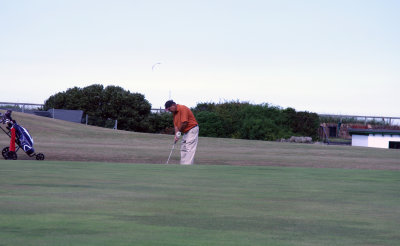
{"left": 1, "top": 161, "right": 400, "bottom": 246}
{"left": 1, "top": 111, "right": 400, "bottom": 170}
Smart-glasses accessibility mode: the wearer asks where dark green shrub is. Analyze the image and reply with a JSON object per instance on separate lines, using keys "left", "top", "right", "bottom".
{"left": 195, "top": 111, "right": 226, "bottom": 137}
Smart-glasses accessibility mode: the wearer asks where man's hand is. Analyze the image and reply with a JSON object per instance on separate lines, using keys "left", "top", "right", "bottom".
{"left": 174, "top": 131, "right": 181, "bottom": 143}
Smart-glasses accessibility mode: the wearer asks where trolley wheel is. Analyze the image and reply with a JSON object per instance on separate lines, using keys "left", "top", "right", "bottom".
{"left": 2, "top": 147, "right": 9, "bottom": 159}
{"left": 9, "top": 151, "right": 17, "bottom": 160}
{"left": 36, "top": 153, "right": 45, "bottom": 161}
{"left": 2, "top": 147, "right": 17, "bottom": 160}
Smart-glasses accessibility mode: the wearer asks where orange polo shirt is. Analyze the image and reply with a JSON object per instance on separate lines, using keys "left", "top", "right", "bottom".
{"left": 173, "top": 104, "right": 198, "bottom": 133}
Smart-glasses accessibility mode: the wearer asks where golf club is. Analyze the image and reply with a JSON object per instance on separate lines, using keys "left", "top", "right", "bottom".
{"left": 166, "top": 132, "right": 181, "bottom": 164}
{"left": 166, "top": 140, "right": 177, "bottom": 164}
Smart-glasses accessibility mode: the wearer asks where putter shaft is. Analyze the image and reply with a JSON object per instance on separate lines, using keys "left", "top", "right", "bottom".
{"left": 166, "top": 142, "right": 176, "bottom": 164}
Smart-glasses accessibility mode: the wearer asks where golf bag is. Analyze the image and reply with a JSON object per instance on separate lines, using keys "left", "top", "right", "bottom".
{"left": 0, "top": 110, "right": 45, "bottom": 160}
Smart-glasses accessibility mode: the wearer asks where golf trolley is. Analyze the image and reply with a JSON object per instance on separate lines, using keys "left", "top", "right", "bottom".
{"left": 0, "top": 110, "right": 45, "bottom": 160}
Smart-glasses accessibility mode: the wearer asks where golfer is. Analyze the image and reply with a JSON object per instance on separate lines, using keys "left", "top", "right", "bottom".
{"left": 165, "top": 100, "right": 199, "bottom": 165}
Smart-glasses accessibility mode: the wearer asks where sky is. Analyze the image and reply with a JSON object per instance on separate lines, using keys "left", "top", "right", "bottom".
{"left": 1, "top": 0, "right": 399, "bottom": 117}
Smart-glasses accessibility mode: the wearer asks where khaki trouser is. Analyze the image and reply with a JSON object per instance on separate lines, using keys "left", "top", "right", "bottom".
{"left": 180, "top": 126, "right": 199, "bottom": 165}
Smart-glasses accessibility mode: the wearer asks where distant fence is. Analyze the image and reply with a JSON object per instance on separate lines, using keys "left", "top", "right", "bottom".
{"left": 0, "top": 102, "right": 147, "bottom": 129}
{"left": 0, "top": 101, "right": 44, "bottom": 113}
{"left": 0, "top": 102, "right": 167, "bottom": 114}
{"left": 151, "top": 107, "right": 167, "bottom": 114}
{"left": 319, "top": 114, "right": 400, "bottom": 126}
{"left": 0, "top": 102, "right": 83, "bottom": 124}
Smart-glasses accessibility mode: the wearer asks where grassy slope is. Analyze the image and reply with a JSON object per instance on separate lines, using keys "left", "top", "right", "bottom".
{"left": 0, "top": 110, "right": 399, "bottom": 169}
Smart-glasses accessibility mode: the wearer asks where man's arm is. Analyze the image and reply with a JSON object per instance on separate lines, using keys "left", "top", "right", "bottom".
{"left": 179, "top": 121, "right": 188, "bottom": 133}
{"left": 174, "top": 121, "right": 188, "bottom": 142}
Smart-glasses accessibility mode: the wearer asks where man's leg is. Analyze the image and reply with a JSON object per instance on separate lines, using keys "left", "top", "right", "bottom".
{"left": 180, "top": 126, "right": 199, "bottom": 165}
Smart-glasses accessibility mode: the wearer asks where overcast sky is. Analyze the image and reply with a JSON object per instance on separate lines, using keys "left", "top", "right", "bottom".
{"left": 1, "top": 0, "right": 399, "bottom": 116}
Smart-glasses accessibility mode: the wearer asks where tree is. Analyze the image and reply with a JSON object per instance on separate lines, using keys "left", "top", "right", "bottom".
{"left": 283, "top": 108, "right": 320, "bottom": 139}
{"left": 192, "top": 101, "right": 319, "bottom": 141}
{"left": 43, "top": 84, "right": 151, "bottom": 131}
{"left": 195, "top": 111, "right": 226, "bottom": 137}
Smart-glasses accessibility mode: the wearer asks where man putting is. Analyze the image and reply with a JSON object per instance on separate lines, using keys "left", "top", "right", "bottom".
{"left": 165, "top": 100, "right": 199, "bottom": 165}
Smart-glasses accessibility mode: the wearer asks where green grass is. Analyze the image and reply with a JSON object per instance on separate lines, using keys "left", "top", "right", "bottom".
{"left": 1, "top": 110, "right": 400, "bottom": 245}
{"left": 1, "top": 160, "right": 399, "bottom": 246}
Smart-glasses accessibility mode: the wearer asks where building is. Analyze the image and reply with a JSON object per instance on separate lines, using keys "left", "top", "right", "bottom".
{"left": 349, "top": 129, "right": 400, "bottom": 149}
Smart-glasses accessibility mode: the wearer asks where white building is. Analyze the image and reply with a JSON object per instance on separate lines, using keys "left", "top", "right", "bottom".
{"left": 349, "top": 129, "right": 400, "bottom": 149}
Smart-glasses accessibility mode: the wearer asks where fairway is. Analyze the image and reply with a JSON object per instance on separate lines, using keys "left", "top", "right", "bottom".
{"left": 1, "top": 160, "right": 399, "bottom": 246}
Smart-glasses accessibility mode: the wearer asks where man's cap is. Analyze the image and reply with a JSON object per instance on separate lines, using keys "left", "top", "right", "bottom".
{"left": 165, "top": 100, "right": 175, "bottom": 109}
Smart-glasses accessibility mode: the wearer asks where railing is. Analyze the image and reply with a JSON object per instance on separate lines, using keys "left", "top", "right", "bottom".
{"left": 319, "top": 114, "right": 400, "bottom": 126}
{"left": 0, "top": 102, "right": 44, "bottom": 113}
